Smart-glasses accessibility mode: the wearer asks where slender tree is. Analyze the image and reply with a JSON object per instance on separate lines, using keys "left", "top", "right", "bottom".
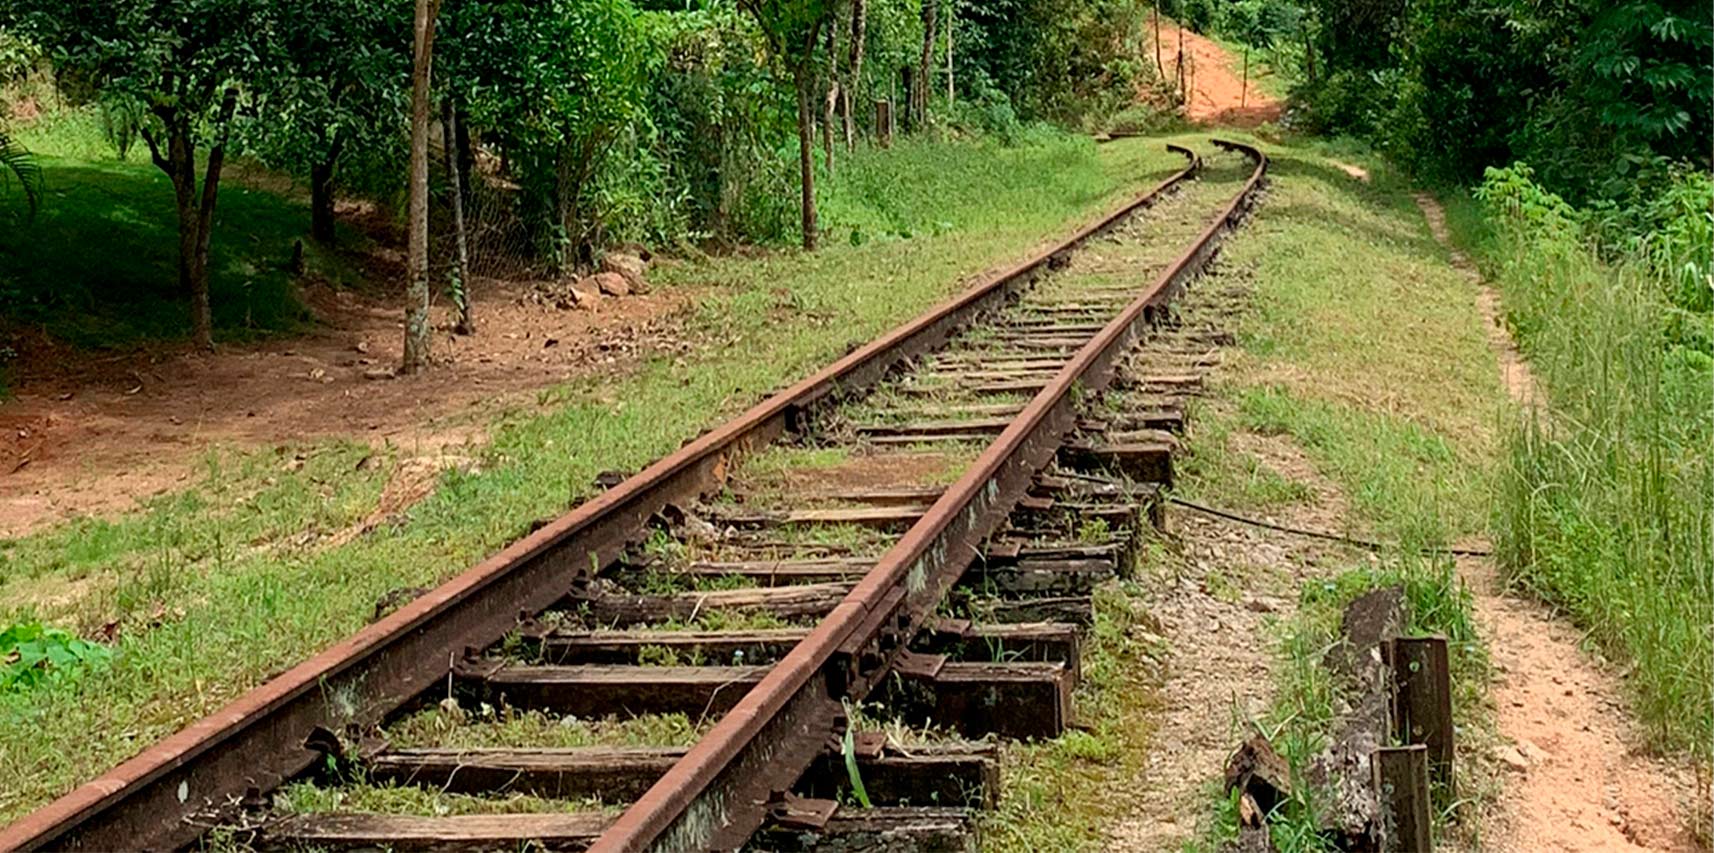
{"left": 843, "top": 0, "right": 866, "bottom": 149}
{"left": 402, "top": 0, "right": 441, "bottom": 374}
{"left": 914, "top": 0, "right": 938, "bottom": 126}
{"left": 736, "top": 0, "right": 835, "bottom": 251}
{"left": 442, "top": 97, "right": 473, "bottom": 335}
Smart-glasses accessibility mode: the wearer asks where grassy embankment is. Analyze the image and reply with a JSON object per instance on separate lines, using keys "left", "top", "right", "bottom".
{"left": 1443, "top": 172, "right": 1712, "bottom": 759}
{"left": 0, "top": 125, "right": 1186, "bottom": 823}
{"left": 983, "top": 134, "right": 1502, "bottom": 851}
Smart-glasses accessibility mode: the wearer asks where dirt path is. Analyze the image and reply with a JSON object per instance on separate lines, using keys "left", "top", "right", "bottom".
{"left": 1416, "top": 194, "right": 1706, "bottom": 852}
{"left": 1104, "top": 430, "right": 1352, "bottom": 850}
{"left": 0, "top": 281, "right": 693, "bottom": 537}
{"left": 1152, "top": 22, "right": 1282, "bottom": 127}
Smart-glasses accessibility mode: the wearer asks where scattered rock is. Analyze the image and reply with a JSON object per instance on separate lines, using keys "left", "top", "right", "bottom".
{"left": 1498, "top": 745, "right": 1531, "bottom": 772}
{"left": 591, "top": 271, "right": 631, "bottom": 297}
{"left": 355, "top": 340, "right": 370, "bottom": 354}
{"left": 568, "top": 284, "right": 597, "bottom": 309}
{"left": 601, "top": 251, "right": 651, "bottom": 295}
{"left": 363, "top": 367, "right": 396, "bottom": 381}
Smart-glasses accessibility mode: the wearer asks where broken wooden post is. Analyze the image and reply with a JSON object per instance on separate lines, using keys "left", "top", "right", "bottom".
{"left": 875, "top": 99, "right": 893, "bottom": 147}
{"left": 1384, "top": 636, "right": 1454, "bottom": 800}
{"left": 1372, "top": 744, "right": 1433, "bottom": 852}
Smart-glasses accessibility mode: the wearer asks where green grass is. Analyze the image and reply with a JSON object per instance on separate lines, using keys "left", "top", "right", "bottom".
{"left": 1, "top": 108, "right": 352, "bottom": 348}
{"left": 1446, "top": 173, "right": 1714, "bottom": 758}
{"left": 0, "top": 133, "right": 1188, "bottom": 823}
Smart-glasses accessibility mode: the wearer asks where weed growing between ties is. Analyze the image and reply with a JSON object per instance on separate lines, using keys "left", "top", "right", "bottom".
{"left": 0, "top": 139, "right": 1187, "bottom": 823}
{"left": 1452, "top": 166, "right": 1714, "bottom": 757}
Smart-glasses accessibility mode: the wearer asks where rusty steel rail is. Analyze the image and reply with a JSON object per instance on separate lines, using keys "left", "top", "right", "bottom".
{"left": 592, "top": 138, "right": 1268, "bottom": 852}
{"left": 0, "top": 146, "right": 1206, "bottom": 853}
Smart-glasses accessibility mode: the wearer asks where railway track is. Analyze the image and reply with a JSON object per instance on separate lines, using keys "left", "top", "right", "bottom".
{"left": 0, "top": 138, "right": 1267, "bottom": 852}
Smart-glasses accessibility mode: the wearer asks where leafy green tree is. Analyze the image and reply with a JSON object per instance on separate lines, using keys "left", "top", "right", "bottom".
{"left": 443, "top": 0, "right": 646, "bottom": 269}
{"left": 9, "top": 0, "right": 281, "bottom": 350}
{"left": 250, "top": 0, "right": 410, "bottom": 245}
{"left": 736, "top": 0, "right": 835, "bottom": 250}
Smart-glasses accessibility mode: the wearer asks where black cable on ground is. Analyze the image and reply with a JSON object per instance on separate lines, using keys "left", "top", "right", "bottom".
{"left": 1165, "top": 495, "right": 1494, "bottom": 558}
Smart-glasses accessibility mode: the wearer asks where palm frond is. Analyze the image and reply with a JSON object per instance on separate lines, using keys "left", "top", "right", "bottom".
{"left": 0, "top": 126, "right": 44, "bottom": 220}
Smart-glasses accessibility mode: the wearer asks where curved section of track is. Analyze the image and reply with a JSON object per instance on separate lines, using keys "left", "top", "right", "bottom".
{"left": 0, "top": 144, "right": 1252, "bottom": 853}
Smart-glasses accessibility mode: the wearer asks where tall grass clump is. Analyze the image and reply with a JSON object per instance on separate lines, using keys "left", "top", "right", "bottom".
{"left": 1475, "top": 163, "right": 1713, "bottom": 757}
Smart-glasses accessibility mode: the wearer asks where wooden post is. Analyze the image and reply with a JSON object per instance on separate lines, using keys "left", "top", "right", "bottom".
{"left": 1385, "top": 637, "right": 1455, "bottom": 801}
{"left": 1373, "top": 745, "right": 1433, "bottom": 852}
{"left": 1241, "top": 47, "right": 1249, "bottom": 109}
{"left": 875, "top": 99, "right": 893, "bottom": 148}
{"left": 1175, "top": 25, "right": 1186, "bottom": 104}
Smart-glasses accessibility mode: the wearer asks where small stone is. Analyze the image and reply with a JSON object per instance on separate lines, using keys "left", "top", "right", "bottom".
{"left": 355, "top": 340, "right": 370, "bottom": 354}
{"left": 592, "top": 271, "right": 630, "bottom": 297}
{"left": 1498, "top": 745, "right": 1530, "bottom": 771}
{"left": 600, "top": 252, "right": 650, "bottom": 294}
{"left": 364, "top": 367, "right": 395, "bottom": 381}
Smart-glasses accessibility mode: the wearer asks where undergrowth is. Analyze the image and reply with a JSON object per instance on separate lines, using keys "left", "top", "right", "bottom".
{"left": 1453, "top": 164, "right": 1713, "bottom": 758}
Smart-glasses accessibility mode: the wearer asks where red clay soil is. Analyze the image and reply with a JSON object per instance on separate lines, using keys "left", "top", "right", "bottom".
{"left": 1153, "top": 23, "right": 1282, "bottom": 127}
{"left": 0, "top": 280, "right": 695, "bottom": 537}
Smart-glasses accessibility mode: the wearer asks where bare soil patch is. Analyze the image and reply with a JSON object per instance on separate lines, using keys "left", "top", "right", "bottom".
{"left": 1153, "top": 23, "right": 1283, "bottom": 128}
{"left": 1462, "top": 554, "right": 1704, "bottom": 852}
{"left": 0, "top": 279, "right": 695, "bottom": 537}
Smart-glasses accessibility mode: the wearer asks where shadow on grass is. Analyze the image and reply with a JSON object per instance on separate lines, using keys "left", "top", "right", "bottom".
{"left": 0, "top": 156, "right": 314, "bottom": 349}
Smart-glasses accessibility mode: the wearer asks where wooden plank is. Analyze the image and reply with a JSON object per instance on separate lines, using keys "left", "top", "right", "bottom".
{"left": 1385, "top": 636, "right": 1455, "bottom": 801}
{"left": 671, "top": 557, "right": 872, "bottom": 584}
{"left": 888, "top": 401, "right": 1026, "bottom": 419}
{"left": 458, "top": 662, "right": 769, "bottom": 719}
{"left": 1372, "top": 745, "right": 1433, "bottom": 852}
{"left": 976, "top": 595, "right": 1094, "bottom": 626}
{"left": 714, "top": 505, "right": 929, "bottom": 529}
{"left": 573, "top": 582, "right": 855, "bottom": 626}
{"left": 800, "top": 485, "right": 949, "bottom": 505}
{"left": 801, "top": 743, "right": 1000, "bottom": 809}
{"left": 534, "top": 621, "right": 1079, "bottom": 670}
{"left": 753, "top": 807, "right": 977, "bottom": 853}
{"left": 1060, "top": 440, "right": 1174, "bottom": 485}
{"left": 265, "top": 812, "right": 611, "bottom": 851}
{"left": 534, "top": 628, "right": 811, "bottom": 665}
{"left": 856, "top": 418, "right": 1012, "bottom": 437}
{"left": 268, "top": 808, "right": 979, "bottom": 852}
{"left": 965, "top": 558, "right": 1114, "bottom": 595}
{"left": 367, "top": 742, "right": 999, "bottom": 809}
{"left": 369, "top": 746, "right": 681, "bottom": 801}
{"left": 926, "top": 621, "right": 1082, "bottom": 681}
{"left": 867, "top": 431, "right": 998, "bottom": 446}
{"left": 888, "top": 661, "right": 1073, "bottom": 740}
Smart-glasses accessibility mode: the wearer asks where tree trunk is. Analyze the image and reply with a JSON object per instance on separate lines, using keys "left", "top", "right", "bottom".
{"left": 916, "top": 0, "right": 938, "bottom": 126}
{"left": 845, "top": 0, "right": 866, "bottom": 149}
{"left": 823, "top": 10, "right": 840, "bottom": 176}
{"left": 1153, "top": 7, "right": 1164, "bottom": 78}
{"left": 309, "top": 134, "right": 342, "bottom": 245}
{"left": 945, "top": 0, "right": 953, "bottom": 103}
{"left": 148, "top": 88, "right": 237, "bottom": 352}
{"left": 443, "top": 98, "right": 474, "bottom": 335}
{"left": 794, "top": 65, "right": 818, "bottom": 252}
{"left": 402, "top": 0, "right": 440, "bottom": 375}
{"left": 190, "top": 89, "right": 236, "bottom": 351}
